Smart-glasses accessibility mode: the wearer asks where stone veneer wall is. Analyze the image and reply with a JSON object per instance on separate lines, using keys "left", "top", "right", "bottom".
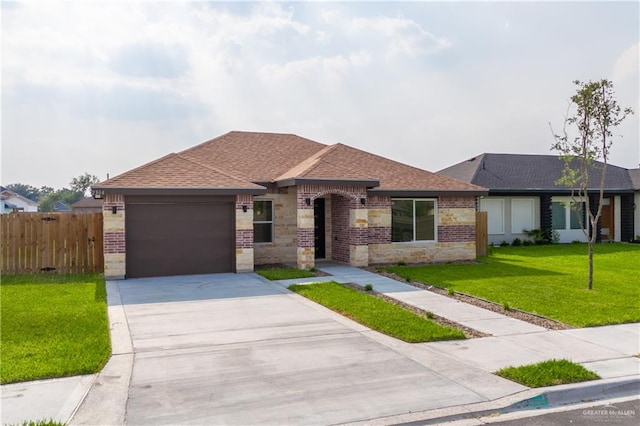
{"left": 235, "top": 194, "right": 254, "bottom": 272}
{"left": 103, "top": 193, "right": 126, "bottom": 279}
{"left": 368, "top": 195, "right": 476, "bottom": 264}
{"left": 253, "top": 188, "right": 298, "bottom": 265}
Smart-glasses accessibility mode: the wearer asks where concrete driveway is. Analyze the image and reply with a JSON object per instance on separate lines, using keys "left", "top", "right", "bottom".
{"left": 115, "top": 273, "right": 523, "bottom": 425}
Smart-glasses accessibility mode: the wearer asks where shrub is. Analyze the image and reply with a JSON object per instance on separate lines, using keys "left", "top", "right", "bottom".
{"left": 511, "top": 238, "right": 522, "bottom": 247}
{"left": 397, "top": 261, "right": 407, "bottom": 266}
{"left": 522, "top": 239, "right": 533, "bottom": 246}
{"left": 500, "top": 240, "right": 509, "bottom": 247}
{"left": 363, "top": 284, "right": 373, "bottom": 292}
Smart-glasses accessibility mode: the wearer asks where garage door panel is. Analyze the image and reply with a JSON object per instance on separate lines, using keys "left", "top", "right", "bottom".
{"left": 126, "top": 200, "right": 235, "bottom": 278}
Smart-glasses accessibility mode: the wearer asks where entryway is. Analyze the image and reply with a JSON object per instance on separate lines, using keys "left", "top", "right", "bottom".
{"left": 314, "top": 198, "right": 325, "bottom": 258}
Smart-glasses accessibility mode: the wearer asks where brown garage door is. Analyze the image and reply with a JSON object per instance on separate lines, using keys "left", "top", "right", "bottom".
{"left": 125, "top": 196, "right": 235, "bottom": 278}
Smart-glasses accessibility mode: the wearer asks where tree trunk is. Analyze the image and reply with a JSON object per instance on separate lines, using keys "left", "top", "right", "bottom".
{"left": 588, "top": 242, "right": 594, "bottom": 290}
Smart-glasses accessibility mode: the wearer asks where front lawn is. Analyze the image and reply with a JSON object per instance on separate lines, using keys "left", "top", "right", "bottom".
{"left": 496, "top": 359, "right": 600, "bottom": 387}
{"left": 383, "top": 244, "right": 640, "bottom": 327}
{"left": 1, "top": 274, "right": 111, "bottom": 384}
{"left": 256, "top": 266, "right": 317, "bottom": 281}
{"left": 289, "top": 282, "right": 465, "bottom": 342}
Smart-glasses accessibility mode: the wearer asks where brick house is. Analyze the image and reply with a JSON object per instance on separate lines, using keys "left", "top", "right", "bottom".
{"left": 92, "top": 131, "right": 486, "bottom": 279}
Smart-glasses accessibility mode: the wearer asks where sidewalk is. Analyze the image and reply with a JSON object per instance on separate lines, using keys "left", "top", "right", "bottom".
{"left": 2, "top": 266, "right": 638, "bottom": 425}
{"left": 310, "top": 264, "right": 640, "bottom": 380}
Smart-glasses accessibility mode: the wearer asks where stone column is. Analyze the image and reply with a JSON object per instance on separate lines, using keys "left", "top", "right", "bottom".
{"left": 235, "top": 195, "right": 254, "bottom": 272}
{"left": 296, "top": 195, "right": 315, "bottom": 270}
{"left": 103, "top": 194, "right": 125, "bottom": 279}
{"left": 349, "top": 203, "right": 369, "bottom": 267}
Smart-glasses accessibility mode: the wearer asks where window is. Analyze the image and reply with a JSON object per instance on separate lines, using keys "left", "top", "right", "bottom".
{"left": 552, "top": 200, "right": 585, "bottom": 230}
{"left": 511, "top": 199, "right": 535, "bottom": 234}
{"left": 480, "top": 198, "right": 504, "bottom": 234}
{"left": 253, "top": 200, "right": 273, "bottom": 243}
{"left": 391, "top": 199, "right": 436, "bottom": 242}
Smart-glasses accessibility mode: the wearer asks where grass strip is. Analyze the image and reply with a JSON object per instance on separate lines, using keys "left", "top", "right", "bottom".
{"left": 1, "top": 274, "right": 111, "bottom": 384}
{"left": 383, "top": 243, "right": 640, "bottom": 327}
{"left": 289, "top": 282, "right": 465, "bottom": 342}
{"left": 495, "top": 359, "right": 600, "bottom": 387}
{"left": 257, "top": 267, "right": 316, "bottom": 281}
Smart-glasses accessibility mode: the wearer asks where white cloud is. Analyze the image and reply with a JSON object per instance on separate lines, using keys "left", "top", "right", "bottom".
{"left": 1, "top": 1, "right": 638, "bottom": 189}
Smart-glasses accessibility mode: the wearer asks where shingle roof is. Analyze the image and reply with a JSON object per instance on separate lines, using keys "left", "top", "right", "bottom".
{"left": 95, "top": 152, "right": 265, "bottom": 190}
{"left": 72, "top": 197, "right": 104, "bottom": 208}
{"left": 628, "top": 169, "right": 640, "bottom": 190}
{"left": 438, "top": 153, "right": 634, "bottom": 192}
{"left": 94, "top": 131, "right": 484, "bottom": 194}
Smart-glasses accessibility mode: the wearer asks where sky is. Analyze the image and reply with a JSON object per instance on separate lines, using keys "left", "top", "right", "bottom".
{"left": 1, "top": 0, "right": 639, "bottom": 190}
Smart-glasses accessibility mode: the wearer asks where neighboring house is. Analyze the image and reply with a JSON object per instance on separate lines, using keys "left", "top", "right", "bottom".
{"left": 72, "top": 197, "right": 103, "bottom": 213}
{"left": 438, "top": 154, "right": 636, "bottom": 244}
{"left": 0, "top": 186, "right": 39, "bottom": 213}
{"left": 92, "top": 131, "right": 486, "bottom": 279}
{"left": 53, "top": 201, "right": 71, "bottom": 212}
{"left": 629, "top": 168, "right": 640, "bottom": 239}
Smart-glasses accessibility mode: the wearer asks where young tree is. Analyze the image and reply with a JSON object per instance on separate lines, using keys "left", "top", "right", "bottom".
{"left": 70, "top": 173, "right": 100, "bottom": 196}
{"left": 551, "top": 79, "right": 633, "bottom": 290}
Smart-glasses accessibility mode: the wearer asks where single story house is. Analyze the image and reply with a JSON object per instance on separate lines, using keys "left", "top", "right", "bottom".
{"left": 72, "top": 197, "right": 103, "bottom": 213}
{"left": 92, "top": 131, "right": 486, "bottom": 279}
{"left": 0, "top": 186, "right": 39, "bottom": 213}
{"left": 630, "top": 168, "right": 640, "bottom": 238}
{"left": 438, "top": 153, "right": 636, "bottom": 244}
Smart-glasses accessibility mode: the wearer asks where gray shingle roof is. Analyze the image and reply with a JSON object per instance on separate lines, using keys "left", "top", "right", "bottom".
{"left": 438, "top": 153, "right": 634, "bottom": 192}
{"left": 628, "top": 169, "right": 640, "bottom": 190}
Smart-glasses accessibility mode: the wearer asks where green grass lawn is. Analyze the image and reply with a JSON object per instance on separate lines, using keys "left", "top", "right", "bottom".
{"left": 289, "top": 282, "right": 465, "bottom": 342}
{"left": 383, "top": 243, "right": 640, "bottom": 327}
{"left": 256, "top": 267, "right": 316, "bottom": 281}
{"left": 1, "top": 274, "right": 111, "bottom": 384}
{"left": 496, "top": 359, "right": 600, "bottom": 387}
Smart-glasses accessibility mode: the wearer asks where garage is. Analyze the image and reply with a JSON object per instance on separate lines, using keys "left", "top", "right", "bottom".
{"left": 125, "top": 196, "right": 235, "bottom": 278}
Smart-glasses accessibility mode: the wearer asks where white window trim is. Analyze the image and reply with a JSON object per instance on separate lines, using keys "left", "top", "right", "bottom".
{"left": 391, "top": 198, "right": 438, "bottom": 243}
{"left": 510, "top": 198, "right": 535, "bottom": 234}
{"left": 253, "top": 199, "right": 274, "bottom": 244}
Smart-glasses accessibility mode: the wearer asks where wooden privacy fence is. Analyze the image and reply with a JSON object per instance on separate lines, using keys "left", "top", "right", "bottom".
{"left": 476, "top": 211, "right": 488, "bottom": 257}
{"left": 1, "top": 212, "right": 103, "bottom": 274}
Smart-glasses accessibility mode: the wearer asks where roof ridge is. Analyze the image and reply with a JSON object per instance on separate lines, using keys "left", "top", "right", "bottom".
{"left": 274, "top": 144, "right": 338, "bottom": 181}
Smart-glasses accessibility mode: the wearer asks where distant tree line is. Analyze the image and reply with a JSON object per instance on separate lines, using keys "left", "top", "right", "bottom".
{"left": 6, "top": 173, "right": 100, "bottom": 212}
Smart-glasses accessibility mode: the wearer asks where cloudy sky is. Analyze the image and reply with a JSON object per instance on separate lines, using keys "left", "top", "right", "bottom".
{"left": 2, "top": 1, "right": 638, "bottom": 190}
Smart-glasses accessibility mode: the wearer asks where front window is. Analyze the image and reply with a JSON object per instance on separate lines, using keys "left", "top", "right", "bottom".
{"left": 253, "top": 200, "right": 273, "bottom": 243}
{"left": 392, "top": 199, "right": 436, "bottom": 242}
{"left": 552, "top": 200, "right": 585, "bottom": 230}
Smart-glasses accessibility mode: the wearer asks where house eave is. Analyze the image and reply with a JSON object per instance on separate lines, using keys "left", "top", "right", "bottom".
{"left": 486, "top": 188, "right": 635, "bottom": 195}
{"left": 91, "top": 187, "right": 268, "bottom": 197}
{"left": 369, "top": 189, "right": 488, "bottom": 197}
{"left": 275, "top": 177, "right": 381, "bottom": 188}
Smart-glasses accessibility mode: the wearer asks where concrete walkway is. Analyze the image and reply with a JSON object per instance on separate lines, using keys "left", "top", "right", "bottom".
{"left": 291, "top": 264, "right": 640, "bottom": 380}
{"left": 2, "top": 266, "right": 638, "bottom": 425}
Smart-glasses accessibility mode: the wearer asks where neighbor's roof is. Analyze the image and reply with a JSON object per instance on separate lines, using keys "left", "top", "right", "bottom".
{"left": 628, "top": 169, "right": 640, "bottom": 190}
{"left": 94, "top": 131, "right": 485, "bottom": 195}
{"left": 438, "top": 153, "right": 634, "bottom": 192}
{"left": 72, "top": 197, "right": 104, "bottom": 208}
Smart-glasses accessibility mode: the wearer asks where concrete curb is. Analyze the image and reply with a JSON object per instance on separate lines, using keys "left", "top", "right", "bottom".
{"left": 70, "top": 280, "right": 134, "bottom": 425}
{"left": 350, "top": 376, "right": 640, "bottom": 426}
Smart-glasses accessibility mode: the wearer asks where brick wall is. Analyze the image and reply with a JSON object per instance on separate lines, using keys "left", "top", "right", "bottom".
{"left": 331, "top": 194, "right": 350, "bottom": 263}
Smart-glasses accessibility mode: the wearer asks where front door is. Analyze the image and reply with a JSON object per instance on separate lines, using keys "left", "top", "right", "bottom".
{"left": 600, "top": 197, "right": 614, "bottom": 241}
{"left": 314, "top": 198, "right": 325, "bottom": 259}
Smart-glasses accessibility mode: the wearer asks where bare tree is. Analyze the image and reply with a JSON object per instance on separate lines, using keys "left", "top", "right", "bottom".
{"left": 551, "top": 79, "right": 633, "bottom": 290}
